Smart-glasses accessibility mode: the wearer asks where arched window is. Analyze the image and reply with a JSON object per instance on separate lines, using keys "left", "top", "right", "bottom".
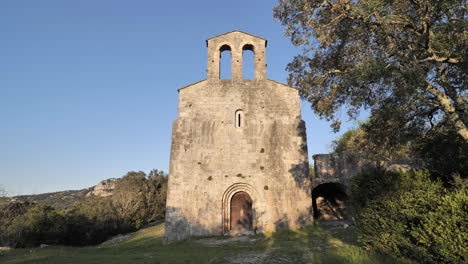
{"left": 220, "top": 45, "right": 232, "bottom": 79}
{"left": 242, "top": 44, "right": 255, "bottom": 79}
{"left": 235, "top": 109, "right": 244, "bottom": 128}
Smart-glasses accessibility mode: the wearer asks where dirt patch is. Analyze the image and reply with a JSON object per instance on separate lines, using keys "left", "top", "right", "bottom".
{"left": 219, "top": 247, "right": 308, "bottom": 264}
{"left": 195, "top": 236, "right": 258, "bottom": 246}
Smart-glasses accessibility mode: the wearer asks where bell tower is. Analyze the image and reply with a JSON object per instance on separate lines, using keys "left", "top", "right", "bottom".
{"left": 206, "top": 31, "right": 267, "bottom": 80}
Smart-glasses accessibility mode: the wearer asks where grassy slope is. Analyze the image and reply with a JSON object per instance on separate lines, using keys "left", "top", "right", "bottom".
{"left": 0, "top": 223, "right": 411, "bottom": 264}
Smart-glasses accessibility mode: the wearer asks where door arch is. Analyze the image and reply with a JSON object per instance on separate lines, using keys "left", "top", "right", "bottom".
{"left": 230, "top": 191, "right": 253, "bottom": 231}
{"left": 222, "top": 183, "right": 258, "bottom": 234}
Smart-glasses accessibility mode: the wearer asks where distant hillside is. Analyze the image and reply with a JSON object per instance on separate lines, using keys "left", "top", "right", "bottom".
{"left": 4, "top": 178, "right": 117, "bottom": 210}
{"left": 10, "top": 188, "right": 91, "bottom": 210}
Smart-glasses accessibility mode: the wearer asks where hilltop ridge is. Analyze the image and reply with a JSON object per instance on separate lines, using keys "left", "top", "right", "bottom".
{"left": 2, "top": 178, "right": 118, "bottom": 209}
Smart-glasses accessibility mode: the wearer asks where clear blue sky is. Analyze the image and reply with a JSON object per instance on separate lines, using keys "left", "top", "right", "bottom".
{"left": 0, "top": 0, "right": 365, "bottom": 195}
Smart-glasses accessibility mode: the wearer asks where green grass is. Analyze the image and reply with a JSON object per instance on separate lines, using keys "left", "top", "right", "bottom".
{"left": 0, "top": 223, "right": 412, "bottom": 264}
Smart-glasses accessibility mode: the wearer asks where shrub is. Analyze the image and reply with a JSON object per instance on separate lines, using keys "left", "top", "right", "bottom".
{"left": 349, "top": 167, "right": 401, "bottom": 211}
{"left": 0, "top": 170, "right": 168, "bottom": 248}
{"left": 4, "top": 204, "right": 66, "bottom": 248}
{"left": 416, "top": 127, "right": 468, "bottom": 183}
{"left": 412, "top": 179, "right": 467, "bottom": 263}
{"left": 352, "top": 169, "right": 467, "bottom": 263}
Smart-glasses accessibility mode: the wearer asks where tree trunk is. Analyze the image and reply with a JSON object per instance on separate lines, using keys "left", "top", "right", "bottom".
{"left": 426, "top": 84, "right": 468, "bottom": 141}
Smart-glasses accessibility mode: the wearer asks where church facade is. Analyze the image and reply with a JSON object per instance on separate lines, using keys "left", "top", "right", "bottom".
{"left": 164, "top": 31, "right": 312, "bottom": 242}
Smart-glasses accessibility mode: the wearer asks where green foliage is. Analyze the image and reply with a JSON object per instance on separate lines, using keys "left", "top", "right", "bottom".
{"left": 0, "top": 169, "right": 168, "bottom": 248}
{"left": 3, "top": 204, "right": 66, "bottom": 248}
{"left": 260, "top": 148, "right": 265, "bottom": 153}
{"left": 333, "top": 129, "right": 361, "bottom": 154}
{"left": 112, "top": 170, "right": 168, "bottom": 226}
{"left": 332, "top": 124, "right": 411, "bottom": 161}
{"left": 274, "top": 0, "right": 468, "bottom": 140}
{"left": 349, "top": 167, "right": 401, "bottom": 210}
{"left": 416, "top": 125, "right": 468, "bottom": 182}
{"left": 69, "top": 195, "right": 129, "bottom": 245}
{"left": 351, "top": 169, "right": 468, "bottom": 263}
{"left": 264, "top": 185, "right": 269, "bottom": 190}
{"left": 413, "top": 181, "right": 468, "bottom": 263}
{"left": 0, "top": 202, "right": 33, "bottom": 246}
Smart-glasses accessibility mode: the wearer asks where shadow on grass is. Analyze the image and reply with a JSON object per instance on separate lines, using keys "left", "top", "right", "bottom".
{"left": 1, "top": 223, "right": 411, "bottom": 264}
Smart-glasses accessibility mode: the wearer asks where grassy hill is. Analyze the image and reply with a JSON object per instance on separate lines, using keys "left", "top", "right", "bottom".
{"left": 0, "top": 223, "right": 412, "bottom": 264}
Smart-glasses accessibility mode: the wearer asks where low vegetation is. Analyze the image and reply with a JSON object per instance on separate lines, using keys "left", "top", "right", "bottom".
{"left": 350, "top": 169, "right": 467, "bottom": 264}
{"left": 0, "top": 170, "right": 168, "bottom": 248}
{"left": 0, "top": 223, "right": 411, "bottom": 264}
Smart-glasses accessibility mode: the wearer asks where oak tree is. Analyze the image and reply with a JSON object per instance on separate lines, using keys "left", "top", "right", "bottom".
{"left": 274, "top": 0, "right": 467, "bottom": 140}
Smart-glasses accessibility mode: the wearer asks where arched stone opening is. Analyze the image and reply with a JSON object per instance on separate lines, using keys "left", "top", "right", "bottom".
{"left": 222, "top": 183, "right": 257, "bottom": 235}
{"left": 219, "top": 44, "right": 232, "bottom": 79}
{"left": 312, "top": 182, "right": 349, "bottom": 220}
{"left": 242, "top": 44, "right": 255, "bottom": 79}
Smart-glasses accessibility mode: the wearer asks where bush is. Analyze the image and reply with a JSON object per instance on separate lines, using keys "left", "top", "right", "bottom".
{"left": 4, "top": 204, "right": 66, "bottom": 248}
{"left": 413, "top": 181, "right": 467, "bottom": 263}
{"left": 1, "top": 198, "right": 133, "bottom": 247}
{"left": 0, "top": 169, "right": 168, "bottom": 248}
{"left": 416, "top": 127, "right": 468, "bottom": 183}
{"left": 351, "top": 169, "right": 467, "bottom": 263}
{"left": 66, "top": 196, "right": 128, "bottom": 246}
{"left": 349, "top": 167, "right": 401, "bottom": 211}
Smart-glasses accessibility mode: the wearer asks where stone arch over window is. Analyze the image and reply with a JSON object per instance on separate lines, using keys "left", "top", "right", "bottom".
{"left": 312, "top": 182, "right": 349, "bottom": 220}
{"left": 235, "top": 109, "right": 244, "bottom": 128}
{"left": 242, "top": 44, "right": 255, "bottom": 79}
{"left": 219, "top": 44, "right": 232, "bottom": 79}
{"left": 222, "top": 183, "right": 258, "bottom": 234}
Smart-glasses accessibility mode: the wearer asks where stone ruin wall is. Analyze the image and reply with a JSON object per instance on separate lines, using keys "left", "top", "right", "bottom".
{"left": 312, "top": 152, "right": 417, "bottom": 221}
{"left": 313, "top": 152, "right": 418, "bottom": 188}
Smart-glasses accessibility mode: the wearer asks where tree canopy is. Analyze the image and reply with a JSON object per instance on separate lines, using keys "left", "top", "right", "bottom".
{"left": 274, "top": 0, "right": 467, "bottom": 141}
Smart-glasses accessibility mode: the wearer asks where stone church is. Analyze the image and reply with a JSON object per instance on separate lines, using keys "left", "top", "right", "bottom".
{"left": 164, "top": 31, "right": 312, "bottom": 242}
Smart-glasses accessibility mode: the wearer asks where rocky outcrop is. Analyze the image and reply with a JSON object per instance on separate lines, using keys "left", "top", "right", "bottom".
{"left": 86, "top": 178, "right": 117, "bottom": 197}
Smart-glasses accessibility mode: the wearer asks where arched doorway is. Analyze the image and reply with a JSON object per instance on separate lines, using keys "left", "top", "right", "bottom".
{"left": 312, "top": 183, "right": 349, "bottom": 220}
{"left": 230, "top": 191, "right": 253, "bottom": 231}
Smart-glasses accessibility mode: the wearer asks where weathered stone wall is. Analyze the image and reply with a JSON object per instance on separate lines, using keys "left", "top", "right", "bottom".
{"left": 313, "top": 152, "right": 417, "bottom": 189}
{"left": 165, "top": 31, "right": 312, "bottom": 242}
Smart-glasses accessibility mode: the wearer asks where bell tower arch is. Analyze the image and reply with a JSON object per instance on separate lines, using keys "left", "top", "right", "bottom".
{"left": 206, "top": 31, "right": 267, "bottom": 80}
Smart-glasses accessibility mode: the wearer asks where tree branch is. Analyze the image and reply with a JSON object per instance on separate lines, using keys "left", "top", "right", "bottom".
{"left": 425, "top": 83, "right": 468, "bottom": 140}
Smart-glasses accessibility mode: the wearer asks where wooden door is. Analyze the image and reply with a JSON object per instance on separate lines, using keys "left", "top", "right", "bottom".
{"left": 230, "top": 191, "right": 253, "bottom": 231}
